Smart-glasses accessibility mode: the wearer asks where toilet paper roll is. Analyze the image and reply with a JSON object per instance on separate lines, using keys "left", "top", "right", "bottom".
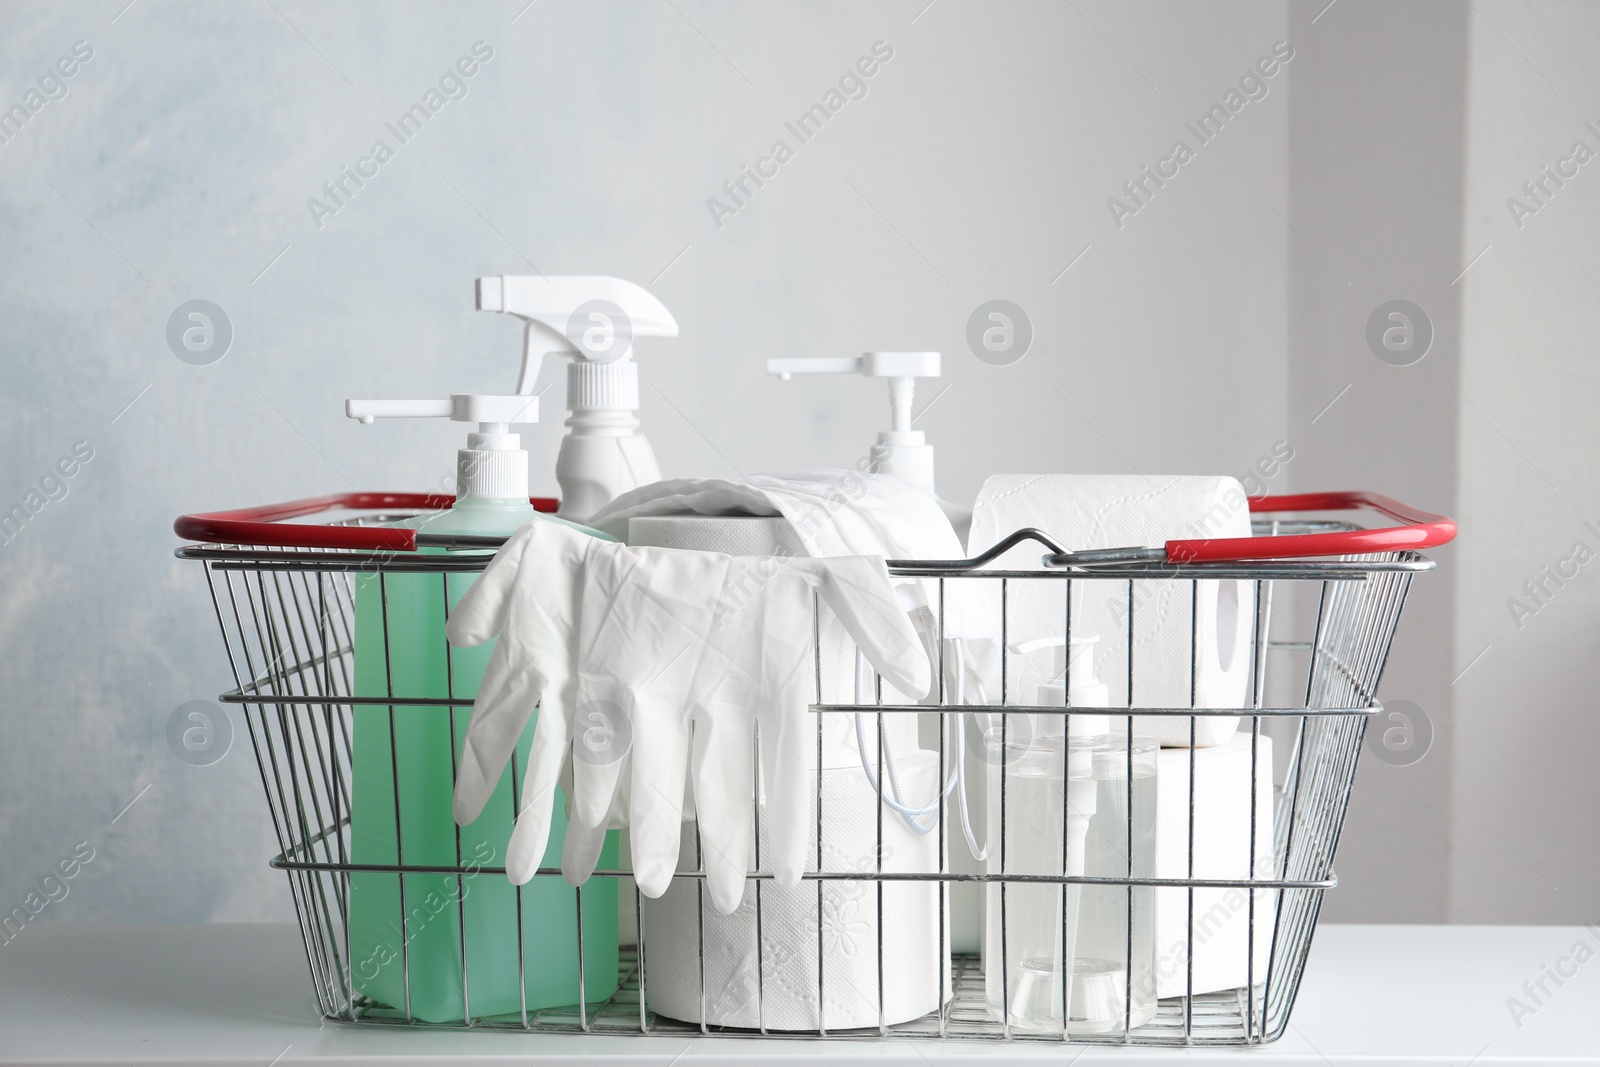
{"left": 642, "top": 753, "right": 951, "bottom": 1030}
{"left": 627, "top": 514, "right": 924, "bottom": 768}
{"left": 1154, "top": 732, "right": 1275, "bottom": 998}
{"left": 968, "top": 475, "right": 1256, "bottom": 747}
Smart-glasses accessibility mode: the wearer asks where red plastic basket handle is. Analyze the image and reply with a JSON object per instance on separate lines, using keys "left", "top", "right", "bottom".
{"left": 174, "top": 492, "right": 559, "bottom": 551}
{"left": 180, "top": 488, "right": 1454, "bottom": 561}
{"left": 1164, "top": 491, "right": 1455, "bottom": 563}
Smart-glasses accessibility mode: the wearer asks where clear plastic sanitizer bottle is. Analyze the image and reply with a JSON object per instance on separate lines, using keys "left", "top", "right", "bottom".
{"left": 985, "top": 636, "right": 1158, "bottom": 1035}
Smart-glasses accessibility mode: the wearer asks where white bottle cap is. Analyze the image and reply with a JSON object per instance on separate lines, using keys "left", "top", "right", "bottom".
{"left": 457, "top": 437, "right": 530, "bottom": 500}
{"left": 568, "top": 358, "right": 640, "bottom": 412}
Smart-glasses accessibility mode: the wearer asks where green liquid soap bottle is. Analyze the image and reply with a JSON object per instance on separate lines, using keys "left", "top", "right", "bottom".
{"left": 343, "top": 394, "right": 620, "bottom": 1023}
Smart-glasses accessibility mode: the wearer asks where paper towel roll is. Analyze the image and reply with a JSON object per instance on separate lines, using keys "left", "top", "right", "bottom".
{"left": 642, "top": 753, "right": 950, "bottom": 1030}
{"left": 968, "top": 475, "right": 1256, "bottom": 747}
{"left": 1154, "top": 732, "right": 1275, "bottom": 998}
{"left": 627, "top": 515, "right": 802, "bottom": 556}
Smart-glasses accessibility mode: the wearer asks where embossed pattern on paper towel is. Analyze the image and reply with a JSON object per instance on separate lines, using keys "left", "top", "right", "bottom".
{"left": 642, "top": 758, "right": 950, "bottom": 1030}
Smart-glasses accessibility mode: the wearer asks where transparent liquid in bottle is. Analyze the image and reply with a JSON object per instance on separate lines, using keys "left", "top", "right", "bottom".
{"left": 983, "top": 720, "right": 1158, "bottom": 1035}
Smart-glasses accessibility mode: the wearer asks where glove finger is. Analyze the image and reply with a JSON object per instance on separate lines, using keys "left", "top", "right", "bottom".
{"left": 627, "top": 696, "right": 691, "bottom": 900}
{"left": 818, "top": 556, "right": 933, "bottom": 702}
{"left": 690, "top": 706, "right": 756, "bottom": 915}
{"left": 506, "top": 801, "right": 549, "bottom": 885}
{"left": 499, "top": 688, "right": 571, "bottom": 882}
{"left": 568, "top": 696, "right": 630, "bottom": 830}
{"left": 559, "top": 790, "right": 614, "bottom": 887}
{"left": 453, "top": 638, "right": 542, "bottom": 826}
{"left": 757, "top": 683, "right": 811, "bottom": 891}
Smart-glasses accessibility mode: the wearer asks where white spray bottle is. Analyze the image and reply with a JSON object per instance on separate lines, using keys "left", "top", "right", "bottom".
{"left": 476, "top": 275, "right": 677, "bottom": 522}
{"left": 766, "top": 351, "right": 972, "bottom": 540}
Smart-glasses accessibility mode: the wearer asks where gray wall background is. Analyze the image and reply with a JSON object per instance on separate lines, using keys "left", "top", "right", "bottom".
{"left": 1449, "top": 0, "right": 1600, "bottom": 922}
{"left": 0, "top": 0, "right": 1590, "bottom": 930}
{"left": 1288, "top": 0, "right": 1600, "bottom": 925}
{"left": 1285, "top": 0, "right": 1467, "bottom": 923}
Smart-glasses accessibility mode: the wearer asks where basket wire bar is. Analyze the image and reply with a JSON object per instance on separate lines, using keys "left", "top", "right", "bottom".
{"left": 178, "top": 512, "right": 1432, "bottom": 1045}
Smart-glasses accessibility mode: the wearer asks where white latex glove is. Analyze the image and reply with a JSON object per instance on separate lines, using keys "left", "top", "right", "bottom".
{"left": 448, "top": 520, "right": 932, "bottom": 914}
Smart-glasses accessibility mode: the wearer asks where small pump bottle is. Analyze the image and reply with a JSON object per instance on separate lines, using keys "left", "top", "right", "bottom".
{"left": 766, "top": 351, "right": 972, "bottom": 539}
{"left": 984, "top": 637, "right": 1158, "bottom": 1035}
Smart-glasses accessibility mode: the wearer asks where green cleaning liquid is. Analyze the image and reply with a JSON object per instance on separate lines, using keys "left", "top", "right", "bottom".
{"left": 347, "top": 500, "right": 619, "bottom": 1023}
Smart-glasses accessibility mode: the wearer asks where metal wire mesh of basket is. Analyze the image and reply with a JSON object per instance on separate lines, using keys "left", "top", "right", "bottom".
{"left": 174, "top": 490, "right": 1451, "bottom": 1046}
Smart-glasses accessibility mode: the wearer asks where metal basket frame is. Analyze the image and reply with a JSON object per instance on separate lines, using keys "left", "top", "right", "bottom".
{"left": 177, "top": 502, "right": 1437, "bottom": 1046}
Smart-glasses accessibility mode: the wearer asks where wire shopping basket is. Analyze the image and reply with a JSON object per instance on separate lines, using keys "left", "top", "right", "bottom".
{"left": 175, "top": 489, "right": 1453, "bottom": 1045}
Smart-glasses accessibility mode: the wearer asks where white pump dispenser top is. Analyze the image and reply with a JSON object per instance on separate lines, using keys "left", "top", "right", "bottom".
{"left": 767, "top": 351, "right": 942, "bottom": 493}
{"left": 1010, "top": 635, "right": 1112, "bottom": 737}
{"left": 476, "top": 275, "right": 677, "bottom": 521}
{"left": 345, "top": 391, "right": 538, "bottom": 502}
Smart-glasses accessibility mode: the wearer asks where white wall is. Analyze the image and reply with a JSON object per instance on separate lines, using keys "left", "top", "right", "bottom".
{"left": 1288, "top": 0, "right": 1600, "bottom": 925}
{"left": 0, "top": 1, "right": 1289, "bottom": 924}
{"left": 1452, "top": 0, "right": 1600, "bottom": 922}
{"left": 1285, "top": 0, "right": 1466, "bottom": 923}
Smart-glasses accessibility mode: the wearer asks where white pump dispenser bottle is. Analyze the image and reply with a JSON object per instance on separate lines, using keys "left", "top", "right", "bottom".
{"left": 346, "top": 392, "right": 550, "bottom": 540}
{"left": 989, "top": 634, "right": 1158, "bottom": 1033}
{"left": 766, "top": 351, "right": 971, "bottom": 539}
{"left": 345, "top": 343, "right": 607, "bottom": 541}
{"left": 476, "top": 275, "right": 677, "bottom": 522}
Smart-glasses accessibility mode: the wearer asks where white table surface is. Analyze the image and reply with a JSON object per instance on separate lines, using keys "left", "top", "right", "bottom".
{"left": 1, "top": 923, "right": 1596, "bottom": 1064}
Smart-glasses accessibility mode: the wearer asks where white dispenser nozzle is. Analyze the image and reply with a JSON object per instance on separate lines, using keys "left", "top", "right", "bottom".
{"left": 1009, "top": 635, "right": 1111, "bottom": 737}
{"left": 766, "top": 351, "right": 942, "bottom": 495}
{"left": 477, "top": 275, "right": 677, "bottom": 521}
{"left": 345, "top": 390, "right": 539, "bottom": 502}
